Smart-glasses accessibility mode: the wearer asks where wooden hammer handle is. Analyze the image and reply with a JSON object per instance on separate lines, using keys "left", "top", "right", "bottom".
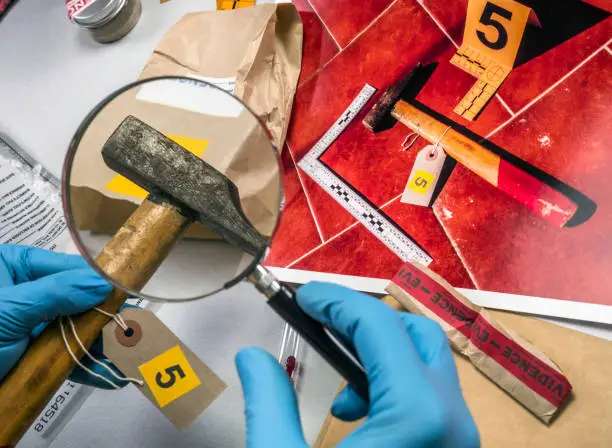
{"left": 392, "top": 101, "right": 577, "bottom": 227}
{"left": 0, "top": 198, "right": 192, "bottom": 445}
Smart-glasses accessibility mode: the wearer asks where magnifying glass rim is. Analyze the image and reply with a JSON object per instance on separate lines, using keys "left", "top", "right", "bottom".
{"left": 62, "top": 75, "right": 284, "bottom": 303}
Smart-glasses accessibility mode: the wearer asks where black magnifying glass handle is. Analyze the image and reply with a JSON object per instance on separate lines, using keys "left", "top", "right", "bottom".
{"left": 248, "top": 265, "right": 369, "bottom": 402}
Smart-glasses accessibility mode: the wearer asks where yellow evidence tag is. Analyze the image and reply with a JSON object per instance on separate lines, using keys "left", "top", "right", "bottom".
{"left": 401, "top": 145, "right": 447, "bottom": 207}
{"left": 102, "top": 308, "right": 226, "bottom": 429}
{"left": 139, "top": 345, "right": 201, "bottom": 408}
{"left": 451, "top": 0, "right": 539, "bottom": 120}
{"left": 105, "top": 134, "right": 208, "bottom": 199}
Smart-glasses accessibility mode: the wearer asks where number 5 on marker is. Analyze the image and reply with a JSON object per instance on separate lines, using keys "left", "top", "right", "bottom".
{"left": 139, "top": 345, "right": 201, "bottom": 408}
{"left": 467, "top": 0, "right": 534, "bottom": 67}
{"left": 451, "top": 0, "right": 540, "bottom": 120}
{"left": 408, "top": 170, "right": 435, "bottom": 195}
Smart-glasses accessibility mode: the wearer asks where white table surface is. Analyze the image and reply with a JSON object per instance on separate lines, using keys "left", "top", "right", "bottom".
{"left": 0, "top": 1, "right": 340, "bottom": 446}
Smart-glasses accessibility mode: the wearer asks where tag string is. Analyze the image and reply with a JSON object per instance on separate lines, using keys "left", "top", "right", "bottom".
{"left": 431, "top": 126, "right": 452, "bottom": 156}
{"left": 402, "top": 124, "right": 453, "bottom": 156}
{"left": 94, "top": 307, "right": 129, "bottom": 331}
{"left": 401, "top": 124, "right": 421, "bottom": 152}
{"left": 60, "top": 309, "right": 145, "bottom": 389}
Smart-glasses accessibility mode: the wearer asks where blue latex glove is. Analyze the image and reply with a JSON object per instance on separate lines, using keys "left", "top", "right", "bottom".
{"left": 236, "top": 282, "right": 480, "bottom": 447}
{"left": 0, "top": 244, "right": 127, "bottom": 389}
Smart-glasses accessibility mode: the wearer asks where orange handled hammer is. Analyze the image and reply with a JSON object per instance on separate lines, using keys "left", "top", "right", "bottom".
{"left": 363, "top": 65, "right": 577, "bottom": 227}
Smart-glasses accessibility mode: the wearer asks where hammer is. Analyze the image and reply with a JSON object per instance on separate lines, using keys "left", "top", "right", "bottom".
{"left": 0, "top": 116, "right": 267, "bottom": 444}
{"left": 363, "top": 66, "right": 577, "bottom": 227}
{"left": 0, "top": 116, "right": 367, "bottom": 444}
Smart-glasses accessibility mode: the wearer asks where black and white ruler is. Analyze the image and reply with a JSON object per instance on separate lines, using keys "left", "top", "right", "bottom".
{"left": 297, "top": 85, "right": 433, "bottom": 266}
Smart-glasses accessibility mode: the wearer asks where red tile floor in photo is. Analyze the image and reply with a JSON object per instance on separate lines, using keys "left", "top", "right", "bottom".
{"left": 265, "top": 0, "right": 612, "bottom": 307}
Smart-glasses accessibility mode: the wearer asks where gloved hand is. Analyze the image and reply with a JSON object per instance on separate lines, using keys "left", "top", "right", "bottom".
{"left": 236, "top": 282, "right": 480, "bottom": 447}
{"left": 0, "top": 244, "right": 126, "bottom": 389}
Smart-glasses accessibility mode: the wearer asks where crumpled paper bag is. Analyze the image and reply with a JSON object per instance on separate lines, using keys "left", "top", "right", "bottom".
{"left": 140, "top": 3, "right": 302, "bottom": 149}
{"left": 69, "top": 4, "right": 302, "bottom": 239}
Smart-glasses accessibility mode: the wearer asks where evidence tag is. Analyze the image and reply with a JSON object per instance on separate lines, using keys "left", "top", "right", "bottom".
{"left": 102, "top": 308, "right": 226, "bottom": 429}
{"left": 401, "top": 145, "right": 447, "bottom": 207}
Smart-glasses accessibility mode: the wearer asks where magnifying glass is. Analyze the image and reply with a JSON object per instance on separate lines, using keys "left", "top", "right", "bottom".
{"left": 63, "top": 77, "right": 368, "bottom": 400}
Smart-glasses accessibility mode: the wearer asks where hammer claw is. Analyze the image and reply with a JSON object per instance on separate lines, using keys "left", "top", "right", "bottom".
{"left": 362, "top": 63, "right": 422, "bottom": 132}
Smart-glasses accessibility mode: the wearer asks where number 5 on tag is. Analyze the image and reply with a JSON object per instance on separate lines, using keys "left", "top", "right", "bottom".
{"left": 451, "top": 0, "right": 540, "bottom": 120}
{"left": 401, "top": 145, "right": 447, "bottom": 207}
{"left": 102, "top": 308, "right": 227, "bottom": 429}
{"left": 139, "top": 345, "right": 201, "bottom": 408}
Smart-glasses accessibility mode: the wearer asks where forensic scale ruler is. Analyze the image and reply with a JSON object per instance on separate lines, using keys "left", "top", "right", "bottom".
{"left": 297, "top": 85, "right": 433, "bottom": 266}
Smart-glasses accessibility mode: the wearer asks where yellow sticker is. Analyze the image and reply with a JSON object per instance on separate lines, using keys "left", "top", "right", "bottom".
{"left": 408, "top": 170, "right": 435, "bottom": 195}
{"left": 105, "top": 134, "right": 208, "bottom": 199}
{"left": 139, "top": 345, "right": 201, "bottom": 408}
{"left": 217, "top": 0, "right": 255, "bottom": 10}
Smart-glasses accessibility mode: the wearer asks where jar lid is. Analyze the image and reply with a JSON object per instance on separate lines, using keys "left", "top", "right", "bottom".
{"left": 72, "top": 0, "right": 127, "bottom": 28}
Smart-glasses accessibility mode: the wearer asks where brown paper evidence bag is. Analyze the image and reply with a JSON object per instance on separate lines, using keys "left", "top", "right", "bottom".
{"left": 70, "top": 4, "right": 302, "bottom": 239}
{"left": 315, "top": 303, "right": 612, "bottom": 447}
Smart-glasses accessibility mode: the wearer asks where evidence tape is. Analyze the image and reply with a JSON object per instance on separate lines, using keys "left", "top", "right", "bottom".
{"left": 391, "top": 262, "right": 572, "bottom": 407}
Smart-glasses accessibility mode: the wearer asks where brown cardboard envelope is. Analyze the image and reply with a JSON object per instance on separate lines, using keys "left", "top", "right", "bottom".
{"left": 315, "top": 310, "right": 612, "bottom": 447}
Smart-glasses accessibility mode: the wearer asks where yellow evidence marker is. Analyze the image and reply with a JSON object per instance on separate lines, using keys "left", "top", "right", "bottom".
{"left": 451, "top": 0, "right": 540, "bottom": 120}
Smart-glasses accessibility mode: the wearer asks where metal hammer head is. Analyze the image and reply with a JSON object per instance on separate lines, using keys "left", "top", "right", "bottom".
{"left": 363, "top": 63, "right": 422, "bottom": 133}
{"left": 102, "top": 115, "right": 268, "bottom": 256}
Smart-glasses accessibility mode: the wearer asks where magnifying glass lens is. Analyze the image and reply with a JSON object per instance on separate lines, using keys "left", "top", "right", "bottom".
{"left": 64, "top": 77, "right": 281, "bottom": 302}
{"left": 65, "top": 77, "right": 371, "bottom": 400}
